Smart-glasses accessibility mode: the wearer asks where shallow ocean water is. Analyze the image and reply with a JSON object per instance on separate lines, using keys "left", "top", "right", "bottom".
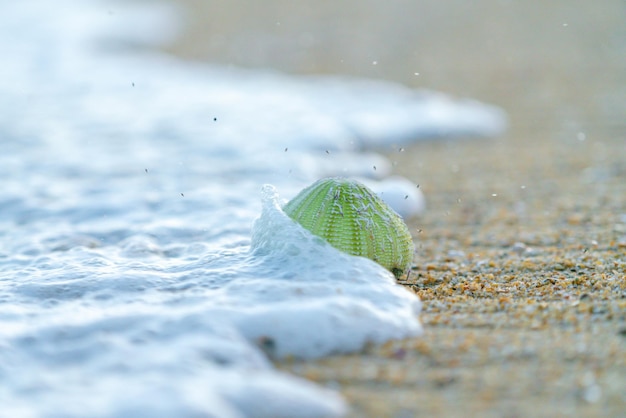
{"left": 0, "top": 1, "right": 506, "bottom": 416}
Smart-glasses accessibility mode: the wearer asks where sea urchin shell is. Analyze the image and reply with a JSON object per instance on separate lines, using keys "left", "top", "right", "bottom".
{"left": 283, "top": 177, "right": 414, "bottom": 278}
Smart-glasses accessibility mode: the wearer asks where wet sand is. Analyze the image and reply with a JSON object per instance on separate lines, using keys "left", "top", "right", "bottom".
{"left": 285, "top": 133, "right": 626, "bottom": 417}
{"left": 164, "top": 1, "right": 625, "bottom": 416}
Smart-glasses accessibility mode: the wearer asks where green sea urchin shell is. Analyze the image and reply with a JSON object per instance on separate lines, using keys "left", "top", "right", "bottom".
{"left": 283, "top": 177, "right": 414, "bottom": 278}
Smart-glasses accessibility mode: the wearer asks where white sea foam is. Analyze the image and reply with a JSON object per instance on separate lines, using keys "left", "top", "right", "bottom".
{"left": 0, "top": 0, "right": 506, "bottom": 416}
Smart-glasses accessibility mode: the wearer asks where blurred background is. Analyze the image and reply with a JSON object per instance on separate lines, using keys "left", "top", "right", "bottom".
{"left": 165, "top": 0, "right": 626, "bottom": 140}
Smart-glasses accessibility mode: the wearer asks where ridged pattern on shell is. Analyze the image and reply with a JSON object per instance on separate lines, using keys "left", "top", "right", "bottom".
{"left": 283, "top": 177, "right": 414, "bottom": 277}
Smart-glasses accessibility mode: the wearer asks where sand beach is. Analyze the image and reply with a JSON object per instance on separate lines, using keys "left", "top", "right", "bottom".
{"left": 165, "top": 1, "right": 626, "bottom": 415}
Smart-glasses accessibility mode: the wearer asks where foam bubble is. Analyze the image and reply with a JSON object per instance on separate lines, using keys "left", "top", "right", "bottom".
{"left": 0, "top": 0, "right": 505, "bottom": 415}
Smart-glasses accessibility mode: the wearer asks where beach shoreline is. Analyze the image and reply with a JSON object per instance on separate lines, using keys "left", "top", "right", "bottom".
{"left": 280, "top": 133, "right": 626, "bottom": 417}
{"left": 163, "top": 1, "right": 626, "bottom": 415}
